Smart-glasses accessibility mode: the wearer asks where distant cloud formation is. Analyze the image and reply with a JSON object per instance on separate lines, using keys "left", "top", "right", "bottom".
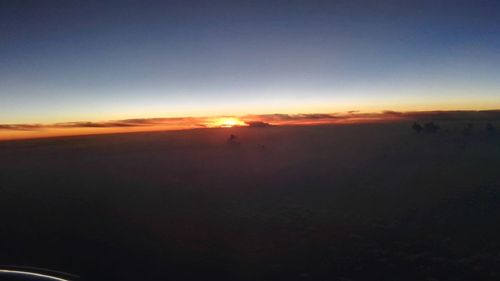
{"left": 242, "top": 110, "right": 500, "bottom": 126}
{"left": 1, "top": 110, "right": 500, "bottom": 136}
{"left": 0, "top": 117, "right": 205, "bottom": 131}
{"left": 54, "top": 121, "right": 137, "bottom": 128}
{"left": 245, "top": 121, "right": 271, "bottom": 127}
{"left": 246, "top": 113, "right": 339, "bottom": 122}
{"left": 0, "top": 124, "right": 43, "bottom": 131}
{"left": 390, "top": 110, "right": 500, "bottom": 121}
{"left": 242, "top": 113, "right": 341, "bottom": 126}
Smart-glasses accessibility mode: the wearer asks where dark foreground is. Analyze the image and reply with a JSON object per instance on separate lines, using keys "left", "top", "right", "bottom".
{"left": 1, "top": 122, "right": 500, "bottom": 280}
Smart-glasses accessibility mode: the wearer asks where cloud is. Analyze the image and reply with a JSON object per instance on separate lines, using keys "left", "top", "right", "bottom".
{"left": 0, "top": 124, "right": 44, "bottom": 131}
{"left": 52, "top": 117, "right": 203, "bottom": 128}
{"left": 120, "top": 117, "right": 189, "bottom": 125}
{"left": 244, "top": 113, "right": 340, "bottom": 124}
{"left": 381, "top": 110, "right": 404, "bottom": 116}
{"left": 244, "top": 110, "right": 500, "bottom": 126}
{"left": 0, "top": 117, "right": 205, "bottom": 132}
{"left": 245, "top": 121, "right": 271, "bottom": 127}
{"left": 54, "top": 122, "right": 137, "bottom": 128}
{"left": 378, "top": 110, "right": 500, "bottom": 121}
{"left": 1, "top": 110, "right": 500, "bottom": 133}
{"left": 257, "top": 113, "right": 338, "bottom": 120}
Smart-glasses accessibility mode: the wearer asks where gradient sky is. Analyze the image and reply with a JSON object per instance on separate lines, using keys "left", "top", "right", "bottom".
{"left": 1, "top": 0, "right": 500, "bottom": 124}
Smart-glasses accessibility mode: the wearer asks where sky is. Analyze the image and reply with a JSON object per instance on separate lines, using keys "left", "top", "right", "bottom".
{"left": 1, "top": 0, "right": 500, "bottom": 130}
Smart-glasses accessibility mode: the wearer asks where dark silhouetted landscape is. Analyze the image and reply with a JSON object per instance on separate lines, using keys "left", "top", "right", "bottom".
{"left": 1, "top": 121, "right": 499, "bottom": 280}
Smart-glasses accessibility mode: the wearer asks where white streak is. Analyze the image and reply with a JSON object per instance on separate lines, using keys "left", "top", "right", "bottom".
{"left": 0, "top": 269, "right": 70, "bottom": 281}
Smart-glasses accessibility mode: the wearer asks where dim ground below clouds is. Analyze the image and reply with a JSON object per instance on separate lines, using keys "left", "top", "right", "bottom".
{"left": 0, "top": 122, "right": 500, "bottom": 280}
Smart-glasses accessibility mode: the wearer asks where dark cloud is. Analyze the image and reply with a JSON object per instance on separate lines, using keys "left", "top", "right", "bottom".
{"left": 54, "top": 122, "right": 137, "bottom": 128}
{"left": 381, "top": 110, "right": 404, "bottom": 116}
{"left": 378, "top": 110, "right": 500, "bottom": 121}
{"left": 0, "top": 124, "right": 44, "bottom": 131}
{"left": 245, "top": 110, "right": 500, "bottom": 125}
{"left": 414, "top": 110, "right": 500, "bottom": 121}
{"left": 0, "top": 117, "right": 201, "bottom": 131}
{"left": 120, "top": 117, "right": 189, "bottom": 124}
{"left": 245, "top": 121, "right": 271, "bottom": 127}
{"left": 53, "top": 117, "right": 204, "bottom": 129}
{"left": 256, "top": 114, "right": 294, "bottom": 121}
{"left": 247, "top": 113, "right": 339, "bottom": 122}
{"left": 299, "top": 114, "right": 340, "bottom": 119}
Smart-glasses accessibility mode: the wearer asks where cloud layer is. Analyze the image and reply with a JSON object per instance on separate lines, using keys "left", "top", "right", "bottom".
{"left": 2, "top": 110, "right": 500, "bottom": 132}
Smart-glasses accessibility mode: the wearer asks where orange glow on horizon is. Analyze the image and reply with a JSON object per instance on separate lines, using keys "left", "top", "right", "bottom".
{"left": 1, "top": 109, "right": 499, "bottom": 141}
{"left": 204, "top": 117, "right": 247, "bottom": 128}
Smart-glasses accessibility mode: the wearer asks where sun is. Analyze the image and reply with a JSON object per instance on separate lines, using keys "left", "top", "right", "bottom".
{"left": 210, "top": 117, "right": 246, "bottom": 128}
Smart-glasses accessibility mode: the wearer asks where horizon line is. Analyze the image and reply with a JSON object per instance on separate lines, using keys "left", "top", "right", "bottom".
{"left": 1, "top": 109, "right": 499, "bottom": 141}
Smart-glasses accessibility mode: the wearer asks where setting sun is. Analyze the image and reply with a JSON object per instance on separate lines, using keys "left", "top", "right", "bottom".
{"left": 211, "top": 117, "right": 246, "bottom": 128}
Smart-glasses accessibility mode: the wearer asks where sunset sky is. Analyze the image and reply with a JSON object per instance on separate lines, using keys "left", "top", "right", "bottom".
{"left": 1, "top": 0, "right": 500, "bottom": 139}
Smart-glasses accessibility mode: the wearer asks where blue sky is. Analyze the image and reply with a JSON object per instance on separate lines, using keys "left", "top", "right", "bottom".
{"left": 1, "top": 0, "right": 500, "bottom": 123}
